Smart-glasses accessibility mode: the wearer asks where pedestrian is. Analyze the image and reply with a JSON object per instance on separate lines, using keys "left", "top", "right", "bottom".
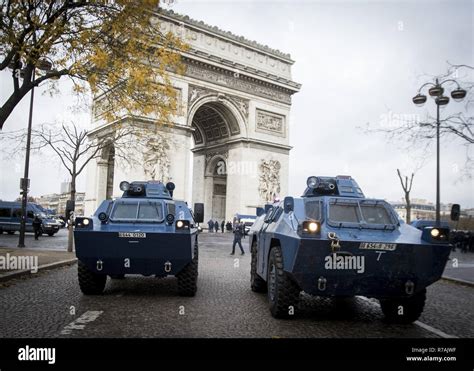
{"left": 461, "top": 233, "right": 468, "bottom": 253}
{"left": 226, "top": 221, "right": 232, "bottom": 231}
{"left": 207, "top": 219, "right": 214, "bottom": 232}
{"left": 468, "top": 232, "right": 474, "bottom": 253}
{"left": 214, "top": 220, "right": 219, "bottom": 233}
{"left": 231, "top": 220, "right": 245, "bottom": 255}
{"left": 32, "top": 215, "right": 42, "bottom": 240}
{"left": 221, "top": 220, "right": 225, "bottom": 233}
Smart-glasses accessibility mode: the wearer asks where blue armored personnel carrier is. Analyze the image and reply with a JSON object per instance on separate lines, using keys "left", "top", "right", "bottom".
{"left": 249, "top": 175, "right": 452, "bottom": 323}
{"left": 74, "top": 181, "right": 204, "bottom": 296}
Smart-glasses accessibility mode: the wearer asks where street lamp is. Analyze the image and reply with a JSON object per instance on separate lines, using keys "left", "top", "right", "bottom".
{"left": 412, "top": 78, "right": 467, "bottom": 226}
{"left": 15, "top": 59, "right": 57, "bottom": 247}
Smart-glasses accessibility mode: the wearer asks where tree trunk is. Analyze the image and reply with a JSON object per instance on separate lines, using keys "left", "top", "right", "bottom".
{"left": 405, "top": 194, "right": 411, "bottom": 224}
{"left": 67, "top": 176, "right": 76, "bottom": 253}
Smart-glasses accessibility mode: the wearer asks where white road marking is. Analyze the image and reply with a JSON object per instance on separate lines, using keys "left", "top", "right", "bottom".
{"left": 60, "top": 310, "right": 103, "bottom": 335}
{"left": 413, "top": 321, "right": 458, "bottom": 339}
{"left": 356, "top": 296, "right": 458, "bottom": 339}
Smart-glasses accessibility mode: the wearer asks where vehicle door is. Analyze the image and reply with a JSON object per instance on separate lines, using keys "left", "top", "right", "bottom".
{"left": 257, "top": 206, "right": 280, "bottom": 277}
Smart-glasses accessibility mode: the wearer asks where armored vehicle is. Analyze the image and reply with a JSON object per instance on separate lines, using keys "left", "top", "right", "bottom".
{"left": 249, "top": 175, "right": 452, "bottom": 323}
{"left": 74, "top": 181, "right": 204, "bottom": 296}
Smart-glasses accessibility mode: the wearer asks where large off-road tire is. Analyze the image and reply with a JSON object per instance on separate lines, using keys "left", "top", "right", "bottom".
{"left": 47, "top": 232, "right": 55, "bottom": 237}
{"left": 176, "top": 244, "right": 199, "bottom": 297}
{"left": 379, "top": 289, "right": 426, "bottom": 324}
{"left": 250, "top": 240, "right": 267, "bottom": 293}
{"left": 7, "top": 231, "right": 14, "bottom": 235}
{"left": 267, "top": 246, "right": 301, "bottom": 319}
{"left": 78, "top": 260, "right": 107, "bottom": 295}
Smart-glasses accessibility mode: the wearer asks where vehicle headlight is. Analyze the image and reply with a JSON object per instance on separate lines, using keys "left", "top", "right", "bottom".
{"left": 307, "top": 222, "right": 319, "bottom": 233}
{"left": 301, "top": 220, "right": 321, "bottom": 235}
{"left": 74, "top": 217, "right": 93, "bottom": 229}
{"left": 421, "top": 226, "right": 449, "bottom": 243}
{"left": 175, "top": 220, "right": 190, "bottom": 230}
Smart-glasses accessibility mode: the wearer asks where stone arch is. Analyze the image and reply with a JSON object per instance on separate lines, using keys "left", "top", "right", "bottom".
{"left": 205, "top": 154, "right": 227, "bottom": 177}
{"left": 187, "top": 94, "right": 247, "bottom": 147}
{"left": 205, "top": 155, "right": 227, "bottom": 222}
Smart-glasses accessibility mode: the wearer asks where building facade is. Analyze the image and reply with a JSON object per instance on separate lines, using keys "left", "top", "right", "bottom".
{"left": 391, "top": 198, "right": 455, "bottom": 222}
{"left": 37, "top": 192, "right": 85, "bottom": 217}
{"left": 84, "top": 10, "right": 301, "bottom": 222}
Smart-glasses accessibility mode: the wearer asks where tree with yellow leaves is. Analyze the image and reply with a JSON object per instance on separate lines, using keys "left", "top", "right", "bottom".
{"left": 0, "top": 0, "right": 187, "bottom": 130}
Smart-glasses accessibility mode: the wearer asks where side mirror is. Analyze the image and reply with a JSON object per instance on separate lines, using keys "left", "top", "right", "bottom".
{"left": 193, "top": 203, "right": 204, "bottom": 223}
{"left": 256, "top": 207, "right": 265, "bottom": 217}
{"left": 451, "top": 204, "right": 461, "bottom": 221}
{"left": 284, "top": 196, "right": 294, "bottom": 213}
{"left": 264, "top": 204, "right": 272, "bottom": 214}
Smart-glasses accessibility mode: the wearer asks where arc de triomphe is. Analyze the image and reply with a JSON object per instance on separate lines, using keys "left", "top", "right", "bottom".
{"left": 84, "top": 10, "right": 301, "bottom": 222}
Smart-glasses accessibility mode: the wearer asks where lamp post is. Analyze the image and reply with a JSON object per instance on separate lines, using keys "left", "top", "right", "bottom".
{"left": 17, "top": 59, "right": 56, "bottom": 248}
{"left": 412, "top": 78, "right": 466, "bottom": 226}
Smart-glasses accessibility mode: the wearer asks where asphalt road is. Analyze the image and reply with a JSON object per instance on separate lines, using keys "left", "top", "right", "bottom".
{"left": 0, "top": 233, "right": 472, "bottom": 338}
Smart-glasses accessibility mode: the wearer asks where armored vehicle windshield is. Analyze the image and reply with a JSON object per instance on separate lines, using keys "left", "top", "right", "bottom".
{"left": 109, "top": 200, "right": 165, "bottom": 223}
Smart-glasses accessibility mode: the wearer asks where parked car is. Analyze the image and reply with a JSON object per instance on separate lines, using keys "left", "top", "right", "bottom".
{"left": 0, "top": 201, "right": 61, "bottom": 236}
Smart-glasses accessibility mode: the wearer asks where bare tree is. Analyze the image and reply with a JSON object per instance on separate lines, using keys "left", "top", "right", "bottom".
{"left": 1, "top": 121, "right": 154, "bottom": 252}
{"left": 396, "top": 169, "right": 415, "bottom": 224}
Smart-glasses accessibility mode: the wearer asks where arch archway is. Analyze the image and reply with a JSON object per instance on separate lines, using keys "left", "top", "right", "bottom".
{"left": 190, "top": 99, "right": 242, "bottom": 222}
{"left": 188, "top": 96, "right": 245, "bottom": 147}
{"left": 206, "top": 155, "right": 227, "bottom": 221}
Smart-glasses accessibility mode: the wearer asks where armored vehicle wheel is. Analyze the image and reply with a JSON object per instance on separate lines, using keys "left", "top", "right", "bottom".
{"left": 250, "top": 241, "right": 267, "bottom": 293}
{"left": 78, "top": 261, "right": 107, "bottom": 295}
{"left": 47, "top": 232, "right": 54, "bottom": 237}
{"left": 7, "top": 231, "right": 14, "bottom": 235}
{"left": 110, "top": 274, "right": 125, "bottom": 279}
{"left": 379, "top": 289, "right": 426, "bottom": 324}
{"left": 177, "top": 244, "right": 198, "bottom": 297}
{"left": 267, "top": 246, "right": 301, "bottom": 319}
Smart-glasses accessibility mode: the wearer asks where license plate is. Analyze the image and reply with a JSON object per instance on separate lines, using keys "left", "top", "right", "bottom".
{"left": 118, "top": 232, "right": 146, "bottom": 238}
{"left": 359, "top": 242, "right": 397, "bottom": 251}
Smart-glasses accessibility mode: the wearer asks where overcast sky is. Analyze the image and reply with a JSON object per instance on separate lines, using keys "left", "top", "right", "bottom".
{"left": 1, "top": 0, "right": 473, "bottom": 208}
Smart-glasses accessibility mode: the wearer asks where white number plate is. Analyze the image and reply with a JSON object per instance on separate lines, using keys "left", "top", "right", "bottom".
{"left": 359, "top": 242, "right": 397, "bottom": 251}
{"left": 118, "top": 232, "right": 146, "bottom": 238}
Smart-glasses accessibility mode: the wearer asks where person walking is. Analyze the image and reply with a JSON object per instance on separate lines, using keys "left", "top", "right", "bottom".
{"left": 231, "top": 221, "right": 245, "bottom": 255}
{"left": 214, "top": 220, "right": 219, "bottom": 233}
{"left": 207, "top": 219, "right": 214, "bottom": 232}
{"left": 221, "top": 220, "right": 225, "bottom": 233}
{"left": 32, "top": 215, "right": 42, "bottom": 240}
